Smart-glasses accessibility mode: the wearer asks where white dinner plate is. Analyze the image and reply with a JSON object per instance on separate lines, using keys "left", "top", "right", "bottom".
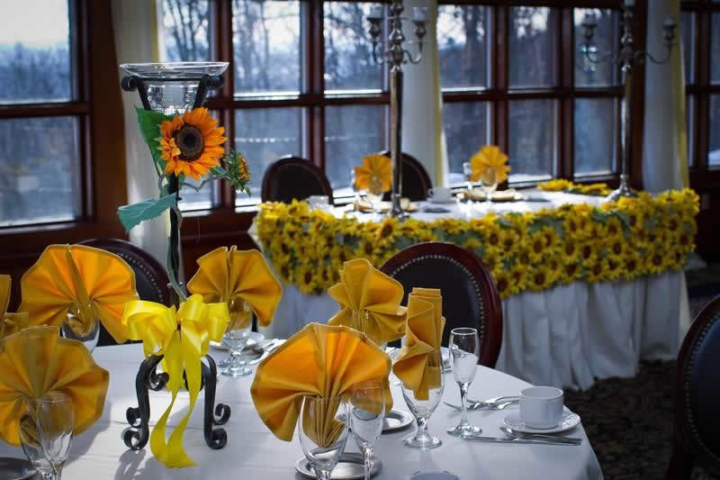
{"left": 295, "top": 453, "right": 382, "bottom": 479}
{"left": 410, "top": 471, "right": 460, "bottom": 480}
{"left": 503, "top": 406, "right": 580, "bottom": 434}
{"left": 209, "top": 331, "right": 265, "bottom": 352}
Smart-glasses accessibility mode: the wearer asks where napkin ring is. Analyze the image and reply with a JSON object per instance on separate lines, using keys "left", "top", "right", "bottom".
{"left": 123, "top": 353, "right": 232, "bottom": 451}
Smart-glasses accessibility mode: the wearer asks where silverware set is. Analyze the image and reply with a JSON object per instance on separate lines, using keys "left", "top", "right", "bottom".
{"left": 246, "top": 339, "right": 282, "bottom": 366}
{"left": 443, "top": 395, "right": 519, "bottom": 411}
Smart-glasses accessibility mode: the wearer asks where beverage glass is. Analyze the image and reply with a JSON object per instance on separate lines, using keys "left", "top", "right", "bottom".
{"left": 350, "top": 381, "right": 385, "bottom": 480}
{"left": 462, "top": 162, "right": 474, "bottom": 202}
{"left": 220, "top": 299, "right": 254, "bottom": 377}
{"left": 401, "top": 350, "right": 445, "bottom": 449}
{"left": 298, "top": 396, "right": 350, "bottom": 480}
{"left": 480, "top": 167, "right": 498, "bottom": 204}
{"left": 447, "top": 328, "right": 481, "bottom": 437}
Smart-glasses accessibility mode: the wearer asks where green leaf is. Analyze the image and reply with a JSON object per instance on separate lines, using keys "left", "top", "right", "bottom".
{"left": 117, "top": 194, "right": 178, "bottom": 232}
{"left": 136, "top": 107, "right": 172, "bottom": 166}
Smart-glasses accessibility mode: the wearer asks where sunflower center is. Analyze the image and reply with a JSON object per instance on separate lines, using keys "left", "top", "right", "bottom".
{"left": 174, "top": 125, "right": 205, "bottom": 161}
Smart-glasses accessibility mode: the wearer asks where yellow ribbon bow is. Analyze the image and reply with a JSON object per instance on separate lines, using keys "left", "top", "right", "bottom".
{"left": 121, "top": 294, "right": 230, "bottom": 468}
{"left": 0, "top": 275, "right": 29, "bottom": 339}
{"left": 470, "top": 145, "right": 511, "bottom": 184}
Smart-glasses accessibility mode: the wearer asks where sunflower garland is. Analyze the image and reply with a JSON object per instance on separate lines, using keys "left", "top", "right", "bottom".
{"left": 538, "top": 179, "right": 612, "bottom": 197}
{"left": 256, "top": 189, "right": 699, "bottom": 299}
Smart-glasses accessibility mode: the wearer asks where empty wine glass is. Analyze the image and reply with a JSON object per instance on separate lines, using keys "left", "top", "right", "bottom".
{"left": 480, "top": 167, "right": 497, "bottom": 204}
{"left": 462, "top": 162, "right": 474, "bottom": 202}
{"left": 350, "top": 381, "right": 385, "bottom": 480}
{"left": 20, "top": 391, "right": 74, "bottom": 480}
{"left": 401, "top": 349, "right": 445, "bottom": 450}
{"left": 298, "top": 396, "right": 350, "bottom": 480}
{"left": 62, "top": 305, "right": 100, "bottom": 352}
{"left": 366, "top": 175, "right": 385, "bottom": 215}
{"left": 447, "top": 327, "right": 481, "bottom": 437}
{"left": 220, "top": 298, "right": 254, "bottom": 377}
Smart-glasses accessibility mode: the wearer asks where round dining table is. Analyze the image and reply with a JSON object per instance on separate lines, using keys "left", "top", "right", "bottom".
{"left": 0, "top": 343, "right": 604, "bottom": 479}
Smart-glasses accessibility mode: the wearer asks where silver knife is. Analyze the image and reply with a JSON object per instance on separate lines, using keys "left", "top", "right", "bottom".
{"left": 462, "top": 435, "right": 581, "bottom": 446}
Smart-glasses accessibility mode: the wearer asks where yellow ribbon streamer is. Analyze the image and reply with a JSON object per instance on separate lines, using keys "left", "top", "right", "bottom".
{"left": 121, "top": 294, "right": 229, "bottom": 468}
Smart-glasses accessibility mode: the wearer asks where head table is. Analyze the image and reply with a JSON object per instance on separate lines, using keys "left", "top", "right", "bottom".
{"left": 0, "top": 343, "right": 603, "bottom": 479}
{"left": 252, "top": 191, "right": 692, "bottom": 390}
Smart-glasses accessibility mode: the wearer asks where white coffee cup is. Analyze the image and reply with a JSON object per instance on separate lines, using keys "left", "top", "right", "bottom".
{"left": 519, "top": 386, "right": 564, "bottom": 429}
{"left": 428, "top": 187, "right": 453, "bottom": 203}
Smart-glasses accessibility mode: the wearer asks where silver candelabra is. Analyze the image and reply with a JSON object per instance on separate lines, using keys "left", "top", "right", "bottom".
{"left": 367, "top": 0, "right": 428, "bottom": 217}
{"left": 580, "top": 4, "right": 676, "bottom": 201}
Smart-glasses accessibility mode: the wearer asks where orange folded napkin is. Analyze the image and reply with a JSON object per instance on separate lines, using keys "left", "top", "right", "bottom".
{"left": 392, "top": 288, "right": 446, "bottom": 400}
{"left": 0, "top": 275, "right": 28, "bottom": 339}
{"left": 354, "top": 154, "right": 392, "bottom": 193}
{"left": 0, "top": 326, "right": 109, "bottom": 446}
{"left": 19, "top": 244, "right": 138, "bottom": 343}
{"left": 470, "top": 145, "right": 510, "bottom": 184}
{"left": 187, "top": 246, "right": 282, "bottom": 330}
{"left": 250, "top": 323, "right": 392, "bottom": 445}
{"left": 327, "top": 258, "right": 407, "bottom": 345}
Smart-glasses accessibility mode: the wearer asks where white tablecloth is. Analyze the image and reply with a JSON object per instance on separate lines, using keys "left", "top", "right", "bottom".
{"left": 255, "top": 192, "right": 690, "bottom": 390}
{"left": 0, "top": 344, "right": 603, "bottom": 479}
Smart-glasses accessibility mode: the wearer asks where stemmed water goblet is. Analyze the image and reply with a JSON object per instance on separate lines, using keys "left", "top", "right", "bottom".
{"left": 350, "top": 381, "right": 385, "bottom": 480}
{"left": 462, "top": 162, "right": 474, "bottom": 203}
{"left": 447, "top": 327, "right": 481, "bottom": 437}
{"left": 480, "top": 167, "right": 498, "bottom": 205}
{"left": 298, "top": 396, "right": 350, "bottom": 480}
{"left": 219, "top": 298, "right": 254, "bottom": 377}
{"left": 19, "top": 391, "right": 74, "bottom": 480}
{"left": 401, "top": 349, "right": 445, "bottom": 449}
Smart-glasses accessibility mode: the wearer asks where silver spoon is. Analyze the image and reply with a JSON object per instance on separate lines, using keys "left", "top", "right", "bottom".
{"left": 499, "top": 426, "right": 582, "bottom": 445}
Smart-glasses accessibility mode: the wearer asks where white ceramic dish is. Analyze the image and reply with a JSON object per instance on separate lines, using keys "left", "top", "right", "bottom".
{"left": 503, "top": 406, "right": 580, "bottom": 434}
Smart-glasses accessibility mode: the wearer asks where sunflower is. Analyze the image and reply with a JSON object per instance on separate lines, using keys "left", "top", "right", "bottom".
{"left": 528, "top": 268, "right": 554, "bottom": 291}
{"left": 470, "top": 145, "right": 510, "bottom": 184}
{"left": 622, "top": 251, "right": 642, "bottom": 281}
{"left": 377, "top": 217, "right": 400, "bottom": 245}
{"left": 507, "top": 264, "right": 528, "bottom": 295}
{"left": 605, "top": 258, "right": 622, "bottom": 281}
{"left": 561, "top": 239, "right": 581, "bottom": 264}
{"left": 585, "top": 258, "right": 607, "bottom": 283}
{"left": 498, "top": 228, "right": 520, "bottom": 254}
{"left": 561, "top": 262, "right": 581, "bottom": 285}
{"left": 606, "top": 237, "right": 625, "bottom": 263}
{"left": 528, "top": 233, "right": 547, "bottom": 264}
{"left": 493, "top": 270, "right": 511, "bottom": 299}
{"left": 538, "top": 179, "right": 573, "bottom": 192}
{"left": 644, "top": 247, "right": 666, "bottom": 276}
{"left": 159, "top": 107, "right": 227, "bottom": 180}
{"left": 296, "top": 262, "right": 319, "bottom": 294}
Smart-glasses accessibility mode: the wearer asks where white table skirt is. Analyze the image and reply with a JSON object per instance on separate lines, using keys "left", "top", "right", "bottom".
{"left": 263, "top": 271, "right": 689, "bottom": 390}
{"left": 0, "top": 344, "right": 603, "bottom": 479}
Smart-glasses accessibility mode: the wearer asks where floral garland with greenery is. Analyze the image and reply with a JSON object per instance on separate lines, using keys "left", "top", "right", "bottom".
{"left": 538, "top": 179, "right": 612, "bottom": 196}
{"left": 255, "top": 189, "right": 699, "bottom": 299}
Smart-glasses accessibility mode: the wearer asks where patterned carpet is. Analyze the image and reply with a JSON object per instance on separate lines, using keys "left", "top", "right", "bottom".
{"left": 561, "top": 268, "right": 720, "bottom": 480}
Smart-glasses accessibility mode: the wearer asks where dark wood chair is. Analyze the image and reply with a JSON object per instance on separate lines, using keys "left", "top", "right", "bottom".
{"left": 378, "top": 150, "right": 433, "bottom": 202}
{"left": 666, "top": 295, "right": 720, "bottom": 479}
{"left": 261, "top": 155, "right": 334, "bottom": 205}
{"left": 78, "top": 238, "right": 171, "bottom": 346}
{"left": 380, "top": 242, "right": 503, "bottom": 368}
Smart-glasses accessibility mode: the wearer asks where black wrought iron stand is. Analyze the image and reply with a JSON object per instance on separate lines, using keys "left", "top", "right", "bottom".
{"left": 119, "top": 72, "right": 231, "bottom": 452}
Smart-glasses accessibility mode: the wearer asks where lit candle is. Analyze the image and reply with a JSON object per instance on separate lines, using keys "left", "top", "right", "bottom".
{"left": 413, "top": 7, "right": 428, "bottom": 22}
{"left": 368, "top": 6, "right": 382, "bottom": 20}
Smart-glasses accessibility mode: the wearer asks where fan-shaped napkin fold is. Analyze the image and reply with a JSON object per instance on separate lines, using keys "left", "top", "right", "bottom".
{"left": 354, "top": 154, "right": 392, "bottom": 192}
{"left": 0, "top": 275, "right": 28, "bottom": 339}
{"left": 470, "top": 145, "right": 510, "bottom": 184}
{"left": 187, "top": 246, "right": 282, "bottom": 329}
{"left": 250, "top": 323, "right": 392, "bottom": 445}
{"left": 19, "top": 244, "right": 138, "bottom": 343}
{"left": 392, "top": 288, "right": 446, "bottom": 400}
{"left": 0, "top": 326, "right": 109, "bottom": 446}
{"left": 327, "top": 258, "right": 406, "bottom": 345}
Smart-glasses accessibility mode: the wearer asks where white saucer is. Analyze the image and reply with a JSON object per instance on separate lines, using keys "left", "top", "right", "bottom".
{"left": 503, "top": 407, "right": 580, "bottom": 434}
{"left": 429, "top": 198, "right": 456, "bottom": 204}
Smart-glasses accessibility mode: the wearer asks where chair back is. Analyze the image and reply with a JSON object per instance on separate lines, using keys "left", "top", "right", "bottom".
{"left": 78, "top": 238, "right": 171, "bottom": 346}
{"left": 261, "top": 156, "right": 334, "bottom": 204}
{"left": 378, "top": 150, "right": 433, "bottom": 201}
{"left": 380, "top": 242, "right": 503, "bottom": 367}
{"left": 666, "top": 295, "right": 720, "bottom": 479}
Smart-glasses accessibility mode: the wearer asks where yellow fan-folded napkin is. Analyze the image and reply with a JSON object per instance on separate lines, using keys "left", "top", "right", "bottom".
{"left": 327, "top": 258, "right": 407, "bottom": 345}
{"left": 354, "top": 154, "right": 392, "bottom": 193}
{"left": 392, "top": 288, "right": 446, "bottom": 400}
{"left": 250, "top": 323, "right": 392, "bottom": 446}
{"left": 0, "top": 326, "right": 109, "bottom": 446}
{"left": 187, "top": 246, "right": 282, "bottom": 330}
{"left": 0, "top": 275, "right": 29, "bottom": 339}
{"left": 470, "top": 145, "right": 510, "bottom": 184}
{"left": 19, "top": 244, "right": 138, "bottom": 343}
{"left": 120, "top": 294, "right": 230, "bottom": 468}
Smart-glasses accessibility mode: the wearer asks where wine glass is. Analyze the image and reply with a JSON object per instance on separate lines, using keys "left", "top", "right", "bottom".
{"left": 480, "top": 167, "right": 497, "bottom": 204}
{"left": 462, "top": 162, "right": 474, "bottom": 202}
{"left": 20, "top": 391, "right": 74, "bottom": 480}
{"left": 350, "top": 381, "right": 385, "bottom": 480}
{"left": 366, "top": 176, "right": 385, "bottom": 215}
{"left": 447, "top": 327, "right": 481, "bottom": 437}
{"left": 62, "top": 305, "right": 100, "bottom": 352}
{"left": 220, "top": 298, "right": 254, "bottom": 377}
{"left": 401, "top": 349, "right": 445, "bottom": 449}
{"left": 298, "top": 396, "right": 350, "bottom": 480}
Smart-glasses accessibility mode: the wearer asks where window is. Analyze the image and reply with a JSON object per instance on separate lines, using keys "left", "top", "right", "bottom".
{"left": 159, "top": 0, "right": 389, "bottom": 210}
{"left": 0, "top": 0, "right": 84, "bottom": 227}
{"left": 438, "top": 4, "right": 621, "bottom": 186}
{"left": 683, "top": 1, "right": 720, "bottom": 175}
